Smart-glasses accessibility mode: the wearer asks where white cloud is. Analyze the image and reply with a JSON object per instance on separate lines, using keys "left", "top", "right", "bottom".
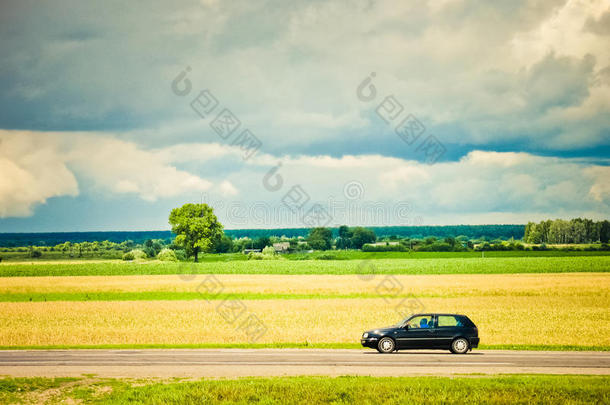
{"left": 65, "top": 136, "right": 214, "bottom": 201}
{"left": 0, "top": 129, "right": 607, "bottom": 225}
{"left": 217, "top": 180, "right": 239, "bottom": 197}
{"left": 511, "top": 0, "right": 610, "bottom": 65}
{"left": 0, "top": 130, "right": 218, "bottom": 216}
{"left": 368, "top": 151, "right": 605, "bottom": 215}
{"left": 0, "top": 133, "right": 78, "bottom": 217}
{"left": 213, "top": 149, "right": 610, "bottom": 227}
{"left": 585, "top": 166, "right": 610, "bottom": 202}
{"left": 154, "top": 143, "right": 238, "bottom": 164}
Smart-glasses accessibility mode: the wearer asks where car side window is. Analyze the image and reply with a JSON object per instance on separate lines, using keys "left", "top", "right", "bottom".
{"left": 437, "top": 315, "right": 461, "bottom": 327}
{"left": 407, "top": 315, "right": 434, "bottom": 329}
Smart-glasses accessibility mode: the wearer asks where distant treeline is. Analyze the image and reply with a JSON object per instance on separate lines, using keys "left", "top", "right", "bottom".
{"left": 524, "top": 219, "right": 610, "bottom": 244}
{"left": 225, "top": 225, "right": 525, "bottom": 241}
{"left": 0, "top": 231, "right": 174, "bottom": 247}
{"left": 0, "top": 225, "right": 525, "bottom": 247}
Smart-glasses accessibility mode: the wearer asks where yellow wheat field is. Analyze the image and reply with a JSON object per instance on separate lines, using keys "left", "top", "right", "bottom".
{"left": 1, "top": 273, "right": 608, "bottom": 298}
{"left": 0, "top": 296, "right": 608, "bottom": 347}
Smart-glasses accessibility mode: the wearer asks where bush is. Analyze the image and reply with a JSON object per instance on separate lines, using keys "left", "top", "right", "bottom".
{"left": 133, "top": 249, "right": 148, "bottom": 259}
{"left": 143, "top": 247, "right": 156, "bottom": 258}
{"left": 475, "top": 242, "right": 491, "bottom": 251}
{"left": 122, "top": 252, "right": 135, "bottom": 261}
{"left": 0, "top": 255, "right": 3, "bottom": 262}
{"left": 248, "top": 249, "right": 282, "bottom": 260}
{"left": 315, "top": 253, "right": 338, "bottom": 260}
{"left": 174, "top": 249, "right": 187, "bottom": 261}
{"left": 125, "top": 249, "right": 147, "bottom": 260}
{"left": 29, "top": 248, "right": 42, "bottom": 258}
{"left": 262, "top": 246, "right": 276, "bottom": 256}
{"left": 157, "top": 248, "right": 178, "bottom": 262}
{"left": 419, "top": 242, "right": 453, "bottom": 252}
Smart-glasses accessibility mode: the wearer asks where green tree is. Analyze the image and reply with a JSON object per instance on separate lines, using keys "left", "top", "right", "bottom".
{"left": 443, "top": 236, "right": 457, "bottom": 248}
{"left": 600, "top": 220, "right": 610, "bottom": 243}
{"left": 350, "top": 227, "right": 377, "bottom": 249}
{"left": 169, "top": 203, "right": 223, "bottom": 262}
{"left": 583, "top": 218, "right": 598, "bottom": 242}
{"left": 549, "top": 219, "right": 570, "bottom": 244}
{"left": 308, "top": 227, "right": 333, "bottom": 250}
{"left": 528, "top": 227, "right": 543, "bottom": 244}
{"left": 423, "top": 236, "right": 437, "bottom": 245}
{"left": 524, "top": 222, "right": 534, "bottom": 242}
{"left": 539, "top": 220, "right": 552, "bottom": 243}
{"left": 338, "top": 225, "right": 350, "bottom": 238}
{"left": 570, "top": 219, "right": 586, "bottom": 244}
{"left": 336, "top": 225, "right": 352, "bottom": 249}
{"left": 215, "top": 234, "right": 234, "bottom": 253}
{"left": 252, "top": 236, "right": 272, "bottom": 250}
{"left": 232, "top": 237, "right": 252, "bottom": 253}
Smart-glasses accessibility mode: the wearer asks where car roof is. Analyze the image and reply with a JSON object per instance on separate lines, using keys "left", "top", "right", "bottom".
{"left": 411, "top": 313, "right": 467, "bottom": 317}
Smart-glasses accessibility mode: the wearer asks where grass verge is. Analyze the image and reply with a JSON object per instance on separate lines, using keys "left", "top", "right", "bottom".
{"left": 0, "top": 375, "right": 608, "bottom": 404}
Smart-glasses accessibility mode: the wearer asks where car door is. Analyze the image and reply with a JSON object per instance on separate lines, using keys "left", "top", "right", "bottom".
{"left": 395, "top": 315, "right": 436, "bottom": 349}
{"left": 435, "top": 315, "right": 462, "bottom": 348}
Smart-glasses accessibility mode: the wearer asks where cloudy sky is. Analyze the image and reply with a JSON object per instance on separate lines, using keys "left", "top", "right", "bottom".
{"left": 0, "top": 0, "right": 608, "bottom": 231}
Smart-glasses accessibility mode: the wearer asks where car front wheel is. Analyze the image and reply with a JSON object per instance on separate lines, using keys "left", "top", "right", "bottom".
{"left": 450, "top": 338, "right": 470, "bottom": 354}
{"left": 377, "top": 337, "right": 395, "bottom": 353}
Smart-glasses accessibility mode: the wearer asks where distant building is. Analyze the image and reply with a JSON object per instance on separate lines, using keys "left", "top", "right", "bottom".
{"left": 272, "top": 242, "right": 290, "bottom": 253}
{"left": 243, "top": 248, "right": 262, "bottom": 254}
{"left": 369, "top": 241, "right": 399, "bottom": 247}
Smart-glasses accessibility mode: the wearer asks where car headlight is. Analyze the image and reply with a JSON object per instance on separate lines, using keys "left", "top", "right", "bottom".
{"left": 362, "top": 332, "right": 368, "bottom": 338}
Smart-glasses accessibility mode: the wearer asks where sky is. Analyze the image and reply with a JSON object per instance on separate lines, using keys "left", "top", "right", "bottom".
{"left": 0, "top": 0, "right": 608, "bottom": 232}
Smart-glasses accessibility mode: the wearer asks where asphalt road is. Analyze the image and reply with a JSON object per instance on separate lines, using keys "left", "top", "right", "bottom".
{"left": 0, "top": 349, "right": 608, "bottom": 378}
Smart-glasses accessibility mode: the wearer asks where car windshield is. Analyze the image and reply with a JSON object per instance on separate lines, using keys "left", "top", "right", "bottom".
{"left": 396, "top": 316, "right": 412, "bottom": 327}
{"left": 397, "top": 315, "right": 436, "bottom": 328}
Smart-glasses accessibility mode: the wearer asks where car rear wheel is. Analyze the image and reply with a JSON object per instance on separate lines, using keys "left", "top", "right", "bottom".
{"left": 377, "top": 337, "right": 395, "bottom": 353}
{"left": 450, "top": 338, "right": 470, "bottom": 354}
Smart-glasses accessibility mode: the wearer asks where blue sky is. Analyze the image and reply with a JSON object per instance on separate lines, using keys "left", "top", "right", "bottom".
{"left": 0, "top": 0, "right": 609, "bottom": 231}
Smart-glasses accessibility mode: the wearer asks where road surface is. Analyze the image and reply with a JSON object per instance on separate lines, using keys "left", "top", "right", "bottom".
{"left": 0, "top": 349, "right": 608, "bottom": 378}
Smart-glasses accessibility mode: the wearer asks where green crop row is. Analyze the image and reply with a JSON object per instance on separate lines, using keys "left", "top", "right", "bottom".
{"left": 1, "top": 256, "right": 608, "bottom": 277}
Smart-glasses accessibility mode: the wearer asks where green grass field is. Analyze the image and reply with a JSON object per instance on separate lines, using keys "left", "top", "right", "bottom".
{"left": 0, "top": 375, "right": 607, "bottom": 404}
{"left": 1, "top": 255, "right": 609, "bottom": 277}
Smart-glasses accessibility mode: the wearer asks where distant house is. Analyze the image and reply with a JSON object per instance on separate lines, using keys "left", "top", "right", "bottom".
{"left": 243, "top": 248, "right": 262, "bottom": 254}
{"left": 272, "top": 242, "right": 290, "bottom": 253}
{"left": 369, "top": 241, "right": 399, "bottom": 247}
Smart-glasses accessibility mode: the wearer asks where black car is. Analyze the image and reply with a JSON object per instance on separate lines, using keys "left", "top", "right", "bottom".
{"left": 361, "top": 313, "right": 479, "bottom": 354}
